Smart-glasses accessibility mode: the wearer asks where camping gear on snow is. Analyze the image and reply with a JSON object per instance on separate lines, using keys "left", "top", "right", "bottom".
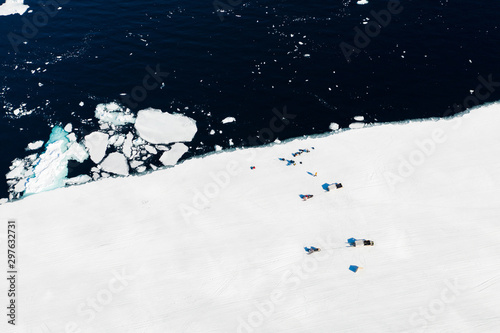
{"left": 348, "top": 238, "right": 374, "bottom": 247}
{"left": 299, "top": 194, "right": 314, "bottom": 201}
{"left": 250, "top": 166, "right": 255, "bottom": 170}
{"left": 322, "top": 182, "right": 343, "bottom": 191}
{"left": 349, "top": 265, "right": 361, "bottom": 273}
{"left": 304, "top": 246, "right": 321, "bottom": 254}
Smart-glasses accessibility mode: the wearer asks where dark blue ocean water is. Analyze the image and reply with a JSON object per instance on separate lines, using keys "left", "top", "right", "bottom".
{"left": 1, "top": 0, "right": 500, "bottom": 198}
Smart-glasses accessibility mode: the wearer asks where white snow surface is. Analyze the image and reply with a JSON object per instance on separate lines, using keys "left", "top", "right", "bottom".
{"left": 134, "top": 108, "right": 197, "bottom": 144}
{"left": 0, "top": 0, "right": 28, "bottom": 16}
{"left": 159, "top": 142, "right": 189, "bottom": 166}
{"left": 84, "top": 132, "right": 109, "bottom": 164}
{"left": 99, "top": 152, "right": 129, "bottom": 176}
{"left": 1, "top": 103, "right": 500, "bottom": 332}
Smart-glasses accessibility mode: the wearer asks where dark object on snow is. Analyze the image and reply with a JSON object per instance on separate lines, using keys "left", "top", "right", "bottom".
{"left": 300, "top": 194, "right": 314, "bottom": 200}
{"left": 349, "top": 265, "right": 360, "bottom": 273}
{"left": 348, "top": 238, "right": 374, "bottom": 247}
{"left": 322, "top": 182, "right": 343, "bottom": 191}
{"left": 347, "top": 237, "right": 357, "bottom": 245}
{"left": 250, "top": 166, "right": 255, "bottom": 170}
{"left": 304, "top": 246, "right": 321, "bottom": 254}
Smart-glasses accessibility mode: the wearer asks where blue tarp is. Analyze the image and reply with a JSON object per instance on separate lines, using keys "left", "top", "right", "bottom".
{"left": 347, "top": 237, "right": 357, "bottom": 245}
{"left": 349, "top": 265, "right": 359, "bottom": 273}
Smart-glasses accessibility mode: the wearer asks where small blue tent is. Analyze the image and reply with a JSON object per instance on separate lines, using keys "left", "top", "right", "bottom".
{"left": 322, "top": 183, "right": 333, "bottom": 191}
{"left": 349, "top": 265, "right": 359, "bottom": 273}
{"left": 347, "top": 238, "right": 357, "bottom": 246}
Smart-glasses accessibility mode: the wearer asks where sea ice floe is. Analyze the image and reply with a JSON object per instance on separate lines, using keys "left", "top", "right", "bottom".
{"left": 65, "top": 175, "right": 92, "bottom": 186}
{"left": 155, "top": 145, "right": 169, "bottom": 151}
{"left": 84, "top": 132, "right": 109, "bottom": 164}
{"left": 130, "top": 160, "right": 144, "bottom": 169}
{"left": 95, "top": 102, "right": 136, "bottom": 126}
{"left": 354, "top": 116, "right": 364, "bottom": 121}
{"left": 0, "top": 0, "right": 29, "bottom": 16}
{"left": 14, "top": 181, "right": 26, "bottom": 193}
{"left": 159, "top": 143, "right": 189, "bottom": 166}
{"left": 349, "top": 123, "right": 365, "bottom": 129}
{"left": 24, "top": 131, "right": 88, "bottom": 196}
{"left": 6, "top": 160, "right": 26, "bottom": 179}
{"left": 329, "top": 122, "right": 340, "bottom": 131}
{"left": 64, "top": 123, "right": 73, "bottom": 132}
{"left": 26, "top": 140, "right": 44, "bottom": 151}
{"left": 145, "top": 145, "right": 157, "bottom": 155}
{"left": 221, "top": 117, "right": 236, "bottom": 124}
{"left": 133, "top": 137, "right": 146, "bottom": 146}
{"left": 134, "top": 108, "right": 197, "bottom": 144}
{"left": 122, "top": 133, "right": 134, "bottom": 158}
{"left": 67, "top": 133, "right": 77, "bottom": 142}
{"left": 99, "top": 152, "right": 129, "bottom": 176}
{"left": 113, "top": 135, "right": 125, "bottom": 147}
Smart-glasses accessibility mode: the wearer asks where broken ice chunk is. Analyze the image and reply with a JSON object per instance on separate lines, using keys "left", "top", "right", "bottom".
{"left": 99, "top": 152, "right": 129, "bottom": 176}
